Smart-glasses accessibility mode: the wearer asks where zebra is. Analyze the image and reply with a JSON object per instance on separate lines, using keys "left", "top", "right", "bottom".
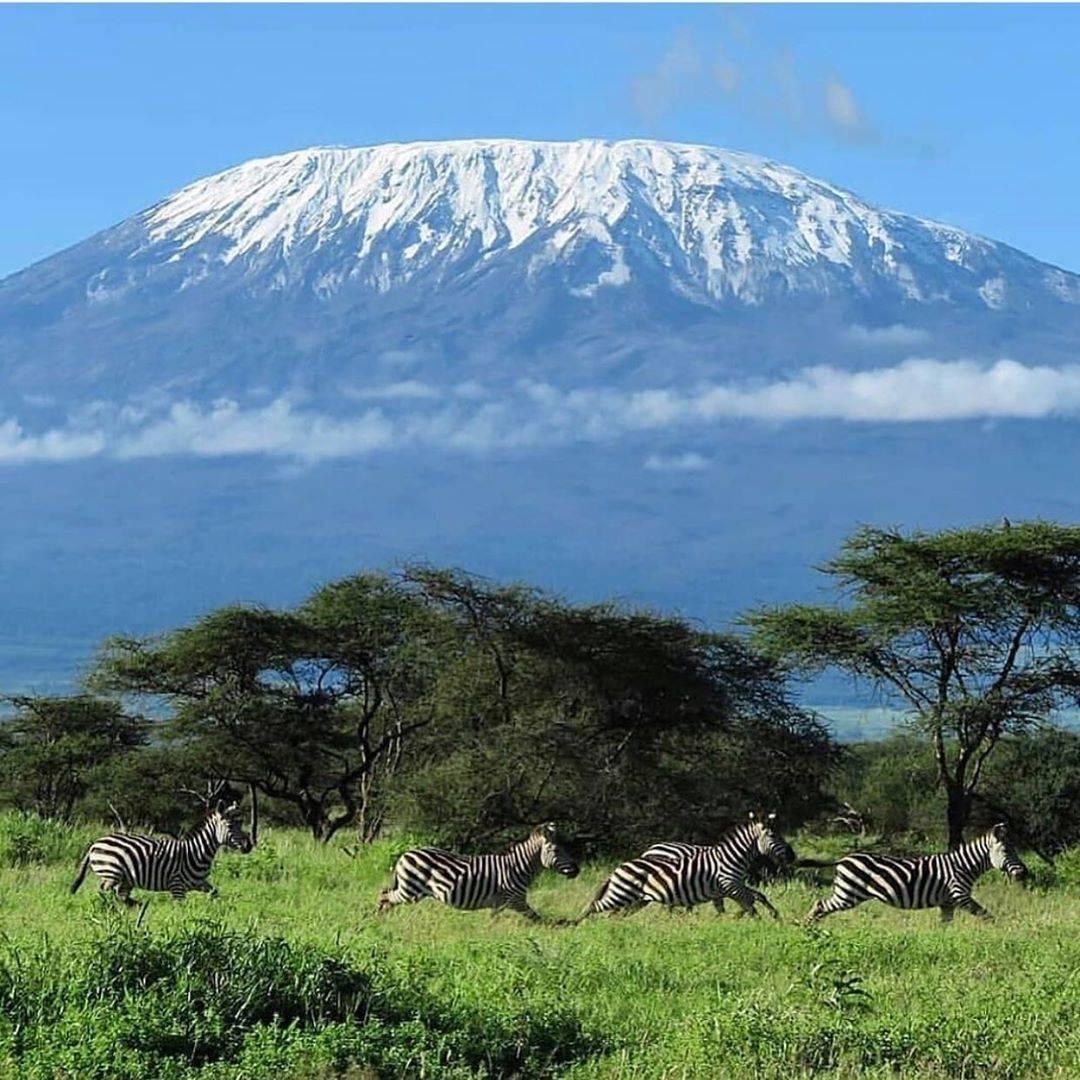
{"left": 377, "top": 822, "right": 579, "bottom": 921}
{"left": 805, "top": 823, "right": 1029, "bottom": 924}
{"left": 578, "top": 813, "right": 795, "bottom": 922}
{"left": 639, "top": 834, "right": 796, "bottom": 915}
{"left": 71, "top": 797, "right": 254, "bottom": 904}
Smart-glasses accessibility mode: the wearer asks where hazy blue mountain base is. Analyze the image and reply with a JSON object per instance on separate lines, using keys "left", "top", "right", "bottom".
{"left": 3, "top": 416, "right": 1076, "bottom": 741}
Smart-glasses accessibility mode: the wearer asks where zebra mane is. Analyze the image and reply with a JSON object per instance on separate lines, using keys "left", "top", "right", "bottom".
{"left": 177, "top": 806, "right": 227, "bottom": 842}
{"left": 951, "top": 831, "right": 993, "bottom": 859}
{"left": 717, "top": 820, "right": 757, "bottom": 844}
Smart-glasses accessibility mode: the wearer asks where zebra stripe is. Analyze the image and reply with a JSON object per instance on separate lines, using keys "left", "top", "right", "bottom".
{"left": 580, "top": 814, "right": 795, "bottom": 922}
{"left": 807, "top": 823, "right": 1029, "bottom": 924}
{"left": 71, "top": 801, "right": 253, "bottom": 904}
{"left": 378, "top": 822, "right": 579, "bottom": 921}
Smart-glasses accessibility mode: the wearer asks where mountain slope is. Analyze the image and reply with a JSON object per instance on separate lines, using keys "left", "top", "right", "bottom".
{"left": 3, "top": 139, "right": 1080, "bottom": 405}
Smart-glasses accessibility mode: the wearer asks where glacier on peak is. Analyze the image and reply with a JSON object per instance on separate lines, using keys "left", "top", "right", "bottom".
{"left": 123, "top": 138, "right": 1028, "bottom": 306}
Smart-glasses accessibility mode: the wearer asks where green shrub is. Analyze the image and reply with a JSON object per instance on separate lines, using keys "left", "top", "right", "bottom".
{"left": 0, "top": 811, "right": 87, "bottom": 868}
{"left": 0, "top": 920, "right": 604, "bottom": 1079}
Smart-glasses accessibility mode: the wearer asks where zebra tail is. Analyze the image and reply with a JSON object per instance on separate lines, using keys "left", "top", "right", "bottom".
{"left": 70, "top": 851, "right": 91, "bottom": 894}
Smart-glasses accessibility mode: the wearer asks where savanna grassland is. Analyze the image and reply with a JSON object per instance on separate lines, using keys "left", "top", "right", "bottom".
{"left": 0, "top": 815, "right": 1078, "bottom": 1080}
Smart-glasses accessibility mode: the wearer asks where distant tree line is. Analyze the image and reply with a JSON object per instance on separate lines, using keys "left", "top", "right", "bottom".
{"left": 3, "top": 521, "right": 1080, "bottom": 854}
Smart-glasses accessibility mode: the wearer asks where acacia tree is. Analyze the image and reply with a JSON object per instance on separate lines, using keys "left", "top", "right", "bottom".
{"left": 395, "top": 566, "right": 836, "bottom": 849}
{"left": 748, "top": 522, "right": 1080, "bottom": 848}
{"left": 0, "top": 695, "right": 146, "bottom": 820}
{"left": 92, "top": 575, "right": 451, "bottom": 841}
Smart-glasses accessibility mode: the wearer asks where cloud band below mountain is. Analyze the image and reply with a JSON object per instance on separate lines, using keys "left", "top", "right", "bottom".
{"left": 3, "top": 358, "right": 1079, "bottom": 466}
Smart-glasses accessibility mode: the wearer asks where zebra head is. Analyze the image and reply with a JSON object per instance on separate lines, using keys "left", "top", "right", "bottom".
{"left": 212, "top": 800, "right": 254, "bottom": 854}
{"left": 987, "top": 822, "right": 1028, "bottom": 881}
{"left": 749, "top": 812, "right": 795, "bottom": 866}
{"left": 537, "top": 822, "right": 580, "bottom": 878}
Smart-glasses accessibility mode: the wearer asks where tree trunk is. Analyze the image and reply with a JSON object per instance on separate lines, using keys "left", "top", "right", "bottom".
{"left": 302, "top": 801, "right": 328, "bottom": 842}
{"left": 945, "top": 784, "right": 972, "bottom": 850}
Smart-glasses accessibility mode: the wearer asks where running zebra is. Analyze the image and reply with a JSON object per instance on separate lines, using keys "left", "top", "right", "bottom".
{"left": 71, "top": 797, "right": 254, "bottom": 904}
{"left": 806, "top": 823, "right": 1028, "bottom": 924}
{"left": 579, "top": 813, "right": 795, "bottom": 922}
{"left": 378, "top": 822, "right": 579, "bottom": 921}
{"left": 639, "top": 836, "right": 794, "bottom": 915}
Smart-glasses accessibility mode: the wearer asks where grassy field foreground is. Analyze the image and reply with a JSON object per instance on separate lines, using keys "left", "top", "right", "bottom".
{"left": 0, "top": 815, "right": 1078, "bottom": 1078}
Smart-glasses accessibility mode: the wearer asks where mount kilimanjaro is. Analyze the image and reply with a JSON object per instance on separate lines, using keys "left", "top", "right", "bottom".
{"left": 2, "top": 139, "right": 1079, "bottom": 405}
{"left": 1, "top": 139, "right": 1079, "bottom": 698}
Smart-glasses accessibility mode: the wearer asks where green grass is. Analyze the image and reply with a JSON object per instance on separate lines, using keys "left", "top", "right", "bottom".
{"left": 0, "top": 816, "right": 1078, "bottom": 1078}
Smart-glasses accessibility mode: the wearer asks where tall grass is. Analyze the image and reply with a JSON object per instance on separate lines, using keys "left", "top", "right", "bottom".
{"left": 0, "top": 814, "right": 1078, "bottom": 1077}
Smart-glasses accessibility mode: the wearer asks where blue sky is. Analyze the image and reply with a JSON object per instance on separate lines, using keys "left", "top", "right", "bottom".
{"left": 1, "top": 4, "right": 1078, "bottom": 279}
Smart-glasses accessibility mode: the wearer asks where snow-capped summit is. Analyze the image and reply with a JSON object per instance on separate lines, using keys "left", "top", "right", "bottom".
{"left": 2, "top": 138, "right": 1080, "bottom": 403}
{"left": 128, "top": 138, "right": 1074, "bottom": 306}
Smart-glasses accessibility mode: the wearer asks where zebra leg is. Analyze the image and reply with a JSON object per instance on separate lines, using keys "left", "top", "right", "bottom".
{"left": 956, "top": 895, "right": 993, "bottom": 921}
{"left": 945, "top": 881, "right": 992, "bottom": 920}
{"left": 378, "top": 872, "right": 428, "bottom": 911}
{"left": 500, "top": 894, "right": 543, "bottom": 922}
{"left": 805, "top": 891, "right": 863, "bottom": 923}
{"left": 725, "top": 884, "right": 760, "bottom": 919}
{"left": 110, "top": 881, "right": 138, "bottom": 908}
{"left": 580, "top": 898, "right": 646, "bottom": 921}
{"left": 750, "top": 889, "right": 781, "bottom": 921}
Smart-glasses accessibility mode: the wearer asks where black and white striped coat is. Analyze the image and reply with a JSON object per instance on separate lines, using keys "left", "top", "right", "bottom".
{"left": 71, "top": 802, "right": 253, "bottom": 904}
{"left": 807, "top": 823, "right": 1028, "bottom": 924}
{"left": 378, "top": 822, "right": 579, "bottom": 921}
{"left": 580, "top": 814, "right": 795, "bottom": 922}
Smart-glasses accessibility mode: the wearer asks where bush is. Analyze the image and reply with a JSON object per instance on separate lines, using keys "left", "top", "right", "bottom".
{"left": 979, "top": 729, "right": 1080, "bottom": 854}
{"left": 826, "top": 735, "right": 941, "bottom": 839}
{"left": 0, "top": 920, "right": 605, "bottom": 1078}
{"left": 0, "top": 811, "right": 88, "bottom": 868}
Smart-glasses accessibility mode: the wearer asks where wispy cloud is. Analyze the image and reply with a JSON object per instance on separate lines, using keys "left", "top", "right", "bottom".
{"left": 2, "top": 359, "right": 1078, "bottom": 468}
{"left": 823, "top": 77, "right": 875, "bottom": 144}
{"left": 340, "top": 380, "right": 441, "bottom": 402}
{"left": 631, "top": 31, "right": 705, "bottom": 127}
{"left": 630, "top": 23, "right": 928, "bottom": 156}
{"left": 644, "top": 451, "right": 711, "bottom": 473}
{"left": 844, "top": 324, "right": 931, "bottom": 347}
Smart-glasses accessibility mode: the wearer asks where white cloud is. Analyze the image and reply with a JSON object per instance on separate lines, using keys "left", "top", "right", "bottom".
{"left": 845, "top": 324, "right": 931, "bottom": 347}
{"left": 0, "top": 419, "right": 106, "bottom": 464}
{"left": 823, "top": 77, "right": 874, "bottom": 143}
{"left": 113, "top": 398, "right": 397, "bottom": 463}
{"left": 341, "top": 380, "right": 441, "bottom": 402}
{"left": 644, "top": 451, "right": 711, "bottom": 472}
{"left": 2, "top": 358, "right": 1080, "bottom": 468}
